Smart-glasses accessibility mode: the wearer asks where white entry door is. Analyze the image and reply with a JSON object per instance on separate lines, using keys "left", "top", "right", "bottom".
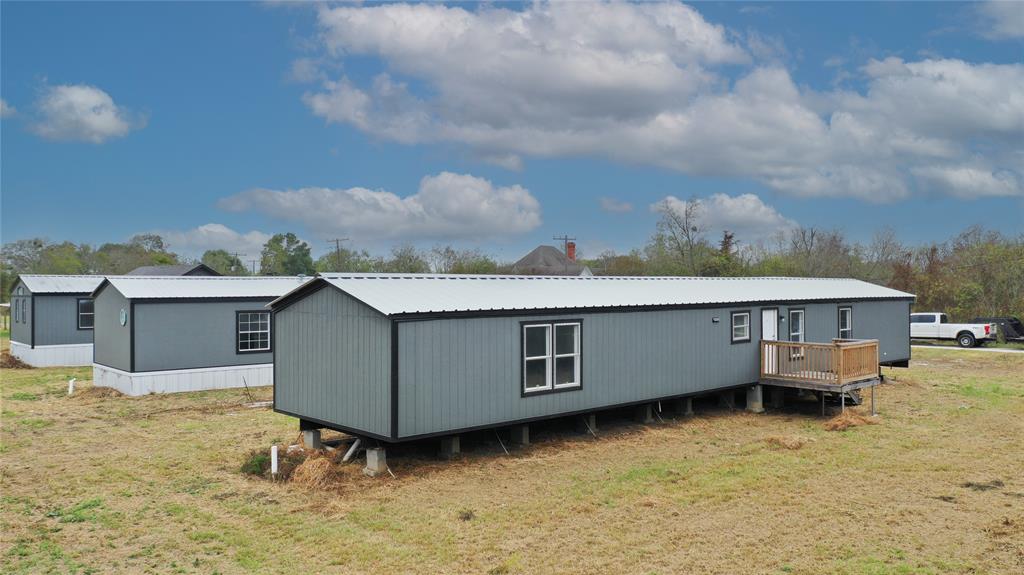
{"left": 761, "top": 308, "right": 779, "bottom": 374}
{"left": 762, "top": 308, "right": 778, "bottom": 341}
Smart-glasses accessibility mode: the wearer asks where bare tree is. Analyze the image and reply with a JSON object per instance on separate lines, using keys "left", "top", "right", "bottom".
{"left": 655, "top": 196, "right": 706, "bottom": 276}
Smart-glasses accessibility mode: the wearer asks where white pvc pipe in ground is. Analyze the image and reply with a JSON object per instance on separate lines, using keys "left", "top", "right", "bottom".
{"left": 271, "top": 445, "right": 278, "bottom": 475}
{"left": 67, "top": 378, "right": 76, "bottom": 396}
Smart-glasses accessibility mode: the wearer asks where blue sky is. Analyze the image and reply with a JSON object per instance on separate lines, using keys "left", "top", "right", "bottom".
{"left": 2, "top": 1, "right": 1022, "bottom": 264}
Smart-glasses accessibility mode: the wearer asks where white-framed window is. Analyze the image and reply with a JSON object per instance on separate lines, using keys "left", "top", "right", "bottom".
{"left": 553, "top": 322, "right": 581, "bottom": 388}
{"left": 731, "top": 311, "right": 751, "bottom": 343}
{"left": 20, "top": 297, "right": 26, "bottom": 324}
{"left": 237, "top": 311, "right": 271, "bottom": 353}
{"left": 77, "top": 298, "right": 94, "bottom": 330}
{"left": 523, "top": 324, "right": 551, "bottom": 392}
{"left": 789, "top": 309, "right": 805, "bottom": 342}
{"left": 838, "top": 307, "right": 852, "bottom": 339}
{"left": 522, "top": 321, "right": 582, "bottom": 394}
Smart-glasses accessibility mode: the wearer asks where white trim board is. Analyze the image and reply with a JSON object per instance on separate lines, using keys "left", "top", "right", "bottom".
{"left": 93, "top": 363, "right": 273, "bottom": 396}
{"left": 9, "top": 341, "right": 93, "bottom": 367}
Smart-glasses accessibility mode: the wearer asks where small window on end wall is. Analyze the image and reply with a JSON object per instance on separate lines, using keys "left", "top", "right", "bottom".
{"left": 789, "top": 309, "right": 804, "bottom": 342}
{"left": 237, "top": 311, "right": 271, "bottom": 353}
{"left": 731, "top": 311, "right": 750, "bottom": 343}
{"left": 77, "top": 299, "right": 94, "bottom": 330}
{"left": 838, "top": 307, "right": 852, "bottom": 339}
{"left": 522, "top": 321, "right": 581, "bottom": 395}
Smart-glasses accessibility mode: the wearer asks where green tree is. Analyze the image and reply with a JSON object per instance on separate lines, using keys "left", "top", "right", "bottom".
{"left": 260, "top": 233, "right": 314, "bottom": 276}
{"left": 429, "top": 246, "right": 498, "bottom": 274}
{"left": 201, "top": 249, "right": 250, "bottom": 276}
{"left": 314, "top": 246, "right": 376, "bottom": 273}
{"left": 377, "top": 245, "right": 430, "bottom": 273}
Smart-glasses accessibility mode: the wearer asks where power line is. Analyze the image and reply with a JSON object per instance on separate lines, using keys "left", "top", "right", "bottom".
{"left": 552, "top": 235, "right": 576, "bottom": 255}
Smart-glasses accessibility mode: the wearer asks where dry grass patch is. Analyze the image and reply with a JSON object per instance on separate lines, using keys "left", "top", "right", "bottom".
{"left": 764, "top": 434, "right": 812, "bottom": 450}
{"left": 823, "top": 408, "right": 878, "bottom": 431}
{"left": 290, "top": 453, "right": 338, "bottom": 490}
{"left": 1, "top": 345, "right": 1023, "bottom": 574}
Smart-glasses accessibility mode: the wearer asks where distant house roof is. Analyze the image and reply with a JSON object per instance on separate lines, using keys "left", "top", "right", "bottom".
{"left": 271, "top": 274, "right": 915, "bottom": 317}
{"left": 512, "top": 245, "right": 591, "bottom": 276}
{"left": 15, "top": 275, "right": 105, "bottom": 294}
{"left": 93, "top": 276, "right": 311, "bottom": 300}
{"left": 126, "top": 263, "right": 221, "bottom": 276}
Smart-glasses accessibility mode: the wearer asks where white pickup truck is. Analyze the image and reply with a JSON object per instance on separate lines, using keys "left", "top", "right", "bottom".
{"left": 910, "top": 313, "right": 996, "bottom": 348}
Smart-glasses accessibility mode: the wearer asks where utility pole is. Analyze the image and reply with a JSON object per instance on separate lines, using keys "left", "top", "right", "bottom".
{"left": 249, "top": 259, "right": 258, "bottom": 275}
{"left": 326, "top": 238, "right": 349, "bottom": 272}
{"left": 552, "top": 234, "right": 577, "bottom": 273}
{"left": 552, "top": 234, "right": 576, "bottom": 255}
{"left": 228, "top": 252, "right": 243, "bottom": 274}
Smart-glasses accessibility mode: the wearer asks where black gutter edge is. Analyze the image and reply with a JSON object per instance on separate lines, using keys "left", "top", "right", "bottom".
{"left": 273, "top": 408, "right": 393, "bottom": 443}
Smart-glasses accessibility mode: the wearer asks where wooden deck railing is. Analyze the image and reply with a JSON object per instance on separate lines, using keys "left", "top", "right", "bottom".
{"left": 760, "top": 339, "right": 879, "bottom": 386}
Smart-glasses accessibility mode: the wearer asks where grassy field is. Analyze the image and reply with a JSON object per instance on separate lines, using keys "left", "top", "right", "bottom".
{"left": 2, "top": 346, "right": 1022, "bottom": 574}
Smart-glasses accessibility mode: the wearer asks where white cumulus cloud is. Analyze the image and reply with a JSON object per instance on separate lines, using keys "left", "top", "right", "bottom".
{"left": 0, "top": 99, "right": 15, "bottom": 118}
{"left": 653, "top": 193, "right": 797, "bottom": 244}
{"left": 32, "top": 84, "right": 144, "bottom": 143}
{"left": 218, "top": 172, "right": 542, "bottom": 242}
{"left": 599, "top": 197, "right": 634, "bottom": 213}
{"left": 977, "top": 1, "right": 1024, "bottom": 39}
{"left": 156, "top": 223, "right": 272, "bottom": 262}
{"left": 298, "top": 2, "right": 1024, "bottom": 202}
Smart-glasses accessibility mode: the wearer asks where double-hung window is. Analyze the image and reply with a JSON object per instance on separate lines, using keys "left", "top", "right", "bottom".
{"left": 731, "top": 311, "right": 751, "bottom": 343}
{"left": 77, "top": 298, "right": 94, "bottom": 330}
{"left": 522, "top": 321, "right": 581, "bottom": 394}
{"left": 237, "top": 311, "right": 271, "bottom": 353}
{"left": 838, "top": 307, "right": 853, "bottom": 339}
{"left": 789, "top": 309, "right": 805, "bottom": 358}
{"left": 789, "top": 309, "right": 804, "bottom": 342}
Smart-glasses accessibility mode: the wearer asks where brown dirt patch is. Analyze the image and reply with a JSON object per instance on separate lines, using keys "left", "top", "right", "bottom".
{"left": 75, "top": 386, "right": 123, "bottom": 399}
{"left": 0, "top": 351, "right": 32, "bottom": 369}
{"left": 823, "top": 409, "right": 878, "bottom": 431}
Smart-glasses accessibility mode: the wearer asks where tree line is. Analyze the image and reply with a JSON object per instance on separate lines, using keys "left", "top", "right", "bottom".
{"left": 2, "top": 209, "right": 1021, "bottom": 321}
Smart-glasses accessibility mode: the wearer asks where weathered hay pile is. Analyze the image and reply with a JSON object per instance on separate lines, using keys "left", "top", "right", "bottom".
{"left": 823, "top": 410, "right": 878, "bottom": 431}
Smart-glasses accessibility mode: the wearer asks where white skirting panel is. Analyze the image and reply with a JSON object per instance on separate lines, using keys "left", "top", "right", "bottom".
{"left": 92, "top": 363, "right": 273, "bottom": 396}
{"left": 10, "top": 341, "right": 94, "bottom": 367}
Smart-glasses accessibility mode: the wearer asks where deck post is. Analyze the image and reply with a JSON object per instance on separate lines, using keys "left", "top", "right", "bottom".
{"left": 510, "top": 424, "right": 530, "bottom": 446}
{"left": 439, "top": 435, "right": 461, "bottom": 458}
{"left": 635, "top": 404, "right": 655, "bottom": 424}
{"left": 871, "top": 386, "right": 877, "bottom": 417}
{"left": 302, "top": 429, "right": 322, "bottom": 450}
{"left": 746, "top": 385, "right": 765, "bottom": 413}
{"left": 769, "top": 387, "right": 785, "bottom": 409}
{"left": 363, "top": 448, "right": 387, "bottom": 477}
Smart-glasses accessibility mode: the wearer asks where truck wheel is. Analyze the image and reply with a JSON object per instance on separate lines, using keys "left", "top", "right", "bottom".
{"left": 957, "top": 332, "right": 976, "bottom": 348}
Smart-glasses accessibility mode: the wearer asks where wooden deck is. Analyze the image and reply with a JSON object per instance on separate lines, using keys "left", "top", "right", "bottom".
{"left": 760, "top": 339, "right": 882, "bottom": 413}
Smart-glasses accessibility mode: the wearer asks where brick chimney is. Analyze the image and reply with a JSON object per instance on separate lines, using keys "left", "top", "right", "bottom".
{"left": 566, "top": 241, "right": 577, "bottom": 261}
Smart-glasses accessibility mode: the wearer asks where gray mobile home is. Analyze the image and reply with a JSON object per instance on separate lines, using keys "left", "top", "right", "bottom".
{"left": 91, "top": 275, "right": 308, "bottom": 396}
{"left": 269, "top": 275, "right": 914, "bottom": 449}
{"left": 126, "top": 263, "right": 221, "bottom": 276}
{"left": 9, "top": 275, "right": 104, "bottom": 367}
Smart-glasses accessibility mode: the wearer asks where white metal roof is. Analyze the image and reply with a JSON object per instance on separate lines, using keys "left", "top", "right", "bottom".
{"left": 16, "top": 275, "right": 105, "bottom": 294}
{"left": 96, "top": 276, "right": 312, "bottom": 300}
{"left": 276, "top": 274, "right": 914, "bottom": 316}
